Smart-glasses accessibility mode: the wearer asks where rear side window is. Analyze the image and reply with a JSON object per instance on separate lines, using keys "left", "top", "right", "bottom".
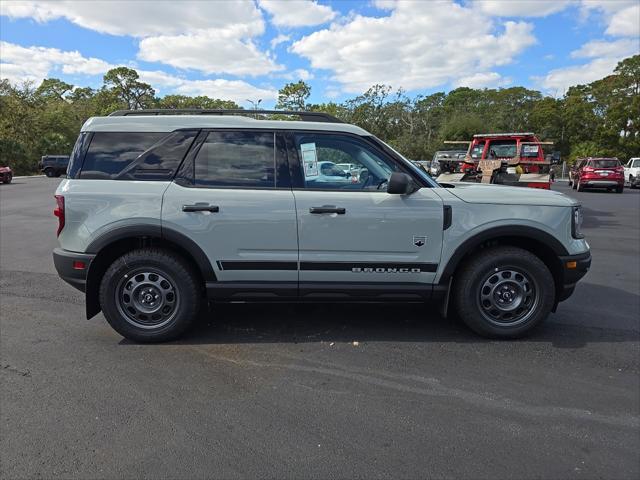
{"left": 590, "top": 159, "right": 620, "bottom": 168}
{"left": 193, "top": 131, "right": 275, "bottom": 188}
{"left": 80, "top": 132, "right": 165, "bottom": 179}
{"left": 118, "top": 130, "right": 198, "bottom": 180}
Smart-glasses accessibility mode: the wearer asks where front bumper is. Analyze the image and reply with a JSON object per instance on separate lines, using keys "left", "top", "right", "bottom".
{"left": 557, "top": 251, "right": 591, "bottom": 302}
{"left": 53, "top": 248, "right": 95, "bottom": 292}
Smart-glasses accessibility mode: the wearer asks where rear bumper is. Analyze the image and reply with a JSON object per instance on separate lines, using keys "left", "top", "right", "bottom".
{"left": 582, "top": 179, "right": 623, "bottom": 187}
{"left": 53, "top": 248, "right": 95, "bottom": 292}
{"left": 557, "top": 251, "right": 591, "bottom": 301}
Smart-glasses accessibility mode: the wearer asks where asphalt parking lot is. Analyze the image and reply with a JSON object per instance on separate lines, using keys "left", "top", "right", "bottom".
{"left": 1, "top": 177, "right": 639, "bottom": 479}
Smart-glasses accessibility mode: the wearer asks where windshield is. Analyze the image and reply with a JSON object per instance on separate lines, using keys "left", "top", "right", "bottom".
{"left": 590, "top": 159, "right": 620, "bottom": 168}
{"left": 487, "top": 140, "right": 517, "bottom": 158}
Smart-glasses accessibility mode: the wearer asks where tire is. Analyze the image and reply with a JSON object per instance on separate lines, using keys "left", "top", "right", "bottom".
{"left": 2, "top": 173, "right": 11, "bottom": 184}
{"left": 630, "top": 175, "right": 636, "bottom": 189}
{"left": 453, "top": 246, "right": 555, "bottom": 338}
{"left": 616, "top": 185, "right": 624, "bottom": 193}
{"left": 99, "top": 248, "right": 201, "bottom": 342}
{"left": 44, "top": 168, "right": 55, "bottom": 177}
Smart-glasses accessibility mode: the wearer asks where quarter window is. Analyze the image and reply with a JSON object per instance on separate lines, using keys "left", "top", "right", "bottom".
{"left": 194, "top": 131, "right": 275, "bottom": 188}
{"left": 80, "top": 132, "right": 165, "bottom": 179}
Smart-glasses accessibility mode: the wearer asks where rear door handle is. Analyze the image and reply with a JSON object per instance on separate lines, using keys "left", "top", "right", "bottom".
{"left": 309, "top": 205, "right": 346, "bottom": 214}
{"left": 182, "top": 203, "right": 219, "bottom": 213}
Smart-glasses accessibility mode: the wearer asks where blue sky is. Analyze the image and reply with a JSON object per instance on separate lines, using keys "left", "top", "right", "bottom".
{"left": 1, "top": 1, "right": 638, "bottom": 108}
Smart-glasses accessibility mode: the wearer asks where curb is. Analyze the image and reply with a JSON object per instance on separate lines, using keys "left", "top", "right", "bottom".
{"left": 13, "top": 175, "right": 47, "bottom": 179}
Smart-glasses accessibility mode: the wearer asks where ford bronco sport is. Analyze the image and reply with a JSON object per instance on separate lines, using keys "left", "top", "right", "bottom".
{"left": 53, "top": 109, "right": 591, "bottom": 342}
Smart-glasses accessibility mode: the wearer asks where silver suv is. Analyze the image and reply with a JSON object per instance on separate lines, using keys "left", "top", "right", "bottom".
{"left": 53, "top": 109, "right": 591, "bottom": 342}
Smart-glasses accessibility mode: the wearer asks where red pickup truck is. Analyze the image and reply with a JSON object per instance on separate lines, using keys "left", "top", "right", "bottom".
{"left": 436, "top": 132, "right": 556, "bottom": 189}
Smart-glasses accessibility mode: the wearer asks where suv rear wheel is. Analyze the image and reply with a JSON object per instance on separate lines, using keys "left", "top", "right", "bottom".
{"left": 453, "top": 246, "right": 554, "bottom": 338}
{"left": 44, "top": 168, "right": 55, "bottom": 177}
{"left": 99, "top": 248, "right": 201, "bottom": 342}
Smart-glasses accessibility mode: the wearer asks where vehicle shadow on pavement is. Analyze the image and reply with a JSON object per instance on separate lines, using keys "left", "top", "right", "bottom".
{"left": 122, "top": 289, "right": 637, "bottom": 348}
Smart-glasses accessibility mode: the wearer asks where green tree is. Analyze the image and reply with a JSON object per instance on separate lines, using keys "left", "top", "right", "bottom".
{"left": 276, "top": 81, "right": 311, "bottom": 110}
{"left": 103, "top": 67, "right": 155, "bottom": 110}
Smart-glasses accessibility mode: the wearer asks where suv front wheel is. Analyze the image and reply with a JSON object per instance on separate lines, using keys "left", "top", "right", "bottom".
{"left": 99, "top": 248, "right": 201, "bottom": 342}
{"left": 453, "top": 246, "right": 554, "bottom": 338}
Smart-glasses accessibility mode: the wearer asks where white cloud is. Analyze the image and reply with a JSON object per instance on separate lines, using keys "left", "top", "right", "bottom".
{"left": 570, "top": 39, "right": 639, "bottom": 59}
{"left": 474, "top": 0, "right": 572, "bottom": 17}
{"left": 537, "top": 57, "right": 622, "bottom": 93}
{"left": 579, "top": 1, "right": 639, "bottom": 37}
{"left": 1, "top": 1, "right": 280, "bottom": 77}
{"left": 277, "top": 68, "right": 314, "bottom": 81}
{"left": 291, "top": 1, "right": 535, "bottom": 92}
{"left": 537, "top": 35, "right": 638, "bottom": 93}
{"left": 0, "top": 0, "right": 264, "bottom": 37}
{"left": 173, "top": 79, "right": 278, "bottom": 102}
{"left": 138, "top": 28, "right": 282, "bottom": 76}
{"left": 270, "top": 33, "right": 291, "bottom": 49}
{"left": 454, "top": 72, "right": 511, "bottom": 89}
{"left": 606, "top": 4, "right": 640, "bottom": 37}
{"left": 259, "top": 0, "right": 337, "bottom": 27}
{"left": 0, "top": 41, "right": 277, "bottom": 103}
{"left": 0, "top": 41, "right": 112, "bottom": 83}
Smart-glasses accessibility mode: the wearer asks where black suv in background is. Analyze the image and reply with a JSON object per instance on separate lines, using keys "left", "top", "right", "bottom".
{"left": 40, "top": 155, "right": 69, "bottom": 177}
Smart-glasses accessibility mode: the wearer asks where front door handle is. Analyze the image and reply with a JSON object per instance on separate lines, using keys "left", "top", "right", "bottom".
{"left": 182, "top": 203, "right": 219, "bottom": 213}
{"left": 309, "top": 205, "right": 346, "bottom": 214}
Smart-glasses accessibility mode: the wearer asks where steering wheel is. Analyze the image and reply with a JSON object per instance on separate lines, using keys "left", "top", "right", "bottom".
{"left": 376, "top": 178, "right": 388, "bottom": 190}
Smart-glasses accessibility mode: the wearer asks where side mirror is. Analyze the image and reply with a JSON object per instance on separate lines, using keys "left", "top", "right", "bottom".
{"left": 387, "top": 172, "right": 412, "bottom": 194}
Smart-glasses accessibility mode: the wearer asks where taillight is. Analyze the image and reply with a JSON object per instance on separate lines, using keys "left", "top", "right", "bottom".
{"left": 616, "top": 166, "right": 624, "bottom": 173}
{"left": 54, "top": 195, "right": 65, "bottom": 236}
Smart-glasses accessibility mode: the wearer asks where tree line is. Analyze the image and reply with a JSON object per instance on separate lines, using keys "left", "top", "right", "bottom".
{"left": 1, "top": 55, "right": 638, "bottom": 176}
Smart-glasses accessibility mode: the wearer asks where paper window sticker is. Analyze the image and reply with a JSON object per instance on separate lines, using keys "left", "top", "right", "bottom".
{"left": 300, "top": 142, "right": 319, "bottom": 178}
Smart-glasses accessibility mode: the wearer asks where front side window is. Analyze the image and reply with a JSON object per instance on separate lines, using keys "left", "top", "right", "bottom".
{"left": 470, "top": 141, "right": 485, "bottom": 159}
{"left": 632, "top": 159, "right": 640, "bottom": 168}
{"left": 80, "top": 132, "right": 165, "bottom": 179}
{"left": 194, "top": 131, "right": 275, "bottom": 188}
{"left": 293, "top": 133, "right": 399, "bottom": 191}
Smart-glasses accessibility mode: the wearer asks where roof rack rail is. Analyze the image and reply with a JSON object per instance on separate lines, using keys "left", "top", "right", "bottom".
{"left": 108, "top": 109, "right": 344, "bottom": 123}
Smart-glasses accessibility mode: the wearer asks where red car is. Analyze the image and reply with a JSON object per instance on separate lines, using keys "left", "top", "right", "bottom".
{"left": 0, "top": 165, "right": 12, "bottom": 184}
{"left": 571, "top": 157, "right": 624, "bottom": 193}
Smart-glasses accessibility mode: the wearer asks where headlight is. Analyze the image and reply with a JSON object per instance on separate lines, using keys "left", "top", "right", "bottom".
{"left": 572, "top": 205, "right": 584, "bottom": 239}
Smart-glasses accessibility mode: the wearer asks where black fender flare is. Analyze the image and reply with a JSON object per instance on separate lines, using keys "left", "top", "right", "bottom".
{"left": 84, "top": 224, "right": 216, "bottom": 319}
{"left": 438, "top": 225, "right": 569, "bottom": 283}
